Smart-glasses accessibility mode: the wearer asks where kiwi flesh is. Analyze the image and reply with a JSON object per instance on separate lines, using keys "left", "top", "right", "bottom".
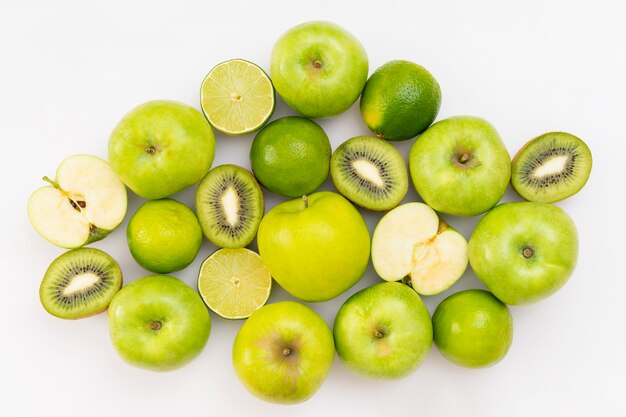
{"left": 512, "top": 132, "right": 592, "bottom": 203}
{"left": 39, "top": 248, "right": 122, "bottom": 319}
{"left": 330, "top": 136, "right": 408, "bottom": 211}
{"left": 196, "top": 164, "right": 264, "bottom": 248}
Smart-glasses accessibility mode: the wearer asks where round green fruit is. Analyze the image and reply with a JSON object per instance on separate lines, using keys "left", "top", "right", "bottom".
{"left": 257, "top": 192, "right": 370, "bottom": 302}
{"left": 108, "top": 275, "right": 211, "bottom": 372}
{"left": 270, "top": 21, "right": 368, "bottom": 118}
{"left": 360, "top": 60, "right": 441, "bottom": 141}
{"left": 433, "top": 289, "right": 513, "bottom": 368}
{"left": 409, "top": 116, "right": 511, "bottom": 216}
{"left": 250, "top": 116, "right": 331, "bottom": 197}
{"left": 232, "top": 301, "right": 334, "bottom": 404}
{"left": 334, "top": 282, "right": 432, "bottom": 379}
{"left": 127, "top": 199, "right": 203, "bottom": 274}
{"left": 108, "top": 100, "right": 215, "bottom": 199}
{"left": 468, "top": 202, "right": 578, "bottom": 305}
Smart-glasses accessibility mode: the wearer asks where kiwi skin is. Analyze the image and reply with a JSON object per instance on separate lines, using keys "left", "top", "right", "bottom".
{"left": 195, "top": 164, "right": 264, "bottom": 249}
{"left": 39, "top": 248, "right": 123, "bottom": 320}
{"left": 511, "top": 132, "right": 592, "bottom": 203}
{"left": 330, "top": 136, "right": 408, "bottom": 212}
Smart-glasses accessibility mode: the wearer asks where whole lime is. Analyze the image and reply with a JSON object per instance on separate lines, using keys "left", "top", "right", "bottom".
{"left": 360, "top": 60, "right": 441, "bottom": 141}
{"left": 127, "top": 199, "right": 203, "bottom": 273}
{"left": 250, "top": 116, "right": 331, "bottom": 197}
{"left": 432, "top": 289, "right": 513, "bottom": 368}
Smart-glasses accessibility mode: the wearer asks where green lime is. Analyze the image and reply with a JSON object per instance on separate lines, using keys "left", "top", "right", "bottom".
{"left": 197, "top": 248, "right": 272, "bottom": 319}
{"left": 127, "top": 199, "right": 203, "bottom": 274}
{"left": 432, "top": 289, "right": 513, "bottom": 368}
{"left": 200, "top": 59, "right": 275, "bottom": 135}
{"left": 250, "top": 116, "right": 331, "bottom": 197}
{"left": 360, "top": 60, "right": 441, "bottom": 141}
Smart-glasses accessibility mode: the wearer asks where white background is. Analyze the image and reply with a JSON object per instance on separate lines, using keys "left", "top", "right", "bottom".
{"left": 1, "top": 1, "right": 624, "bottom": 416}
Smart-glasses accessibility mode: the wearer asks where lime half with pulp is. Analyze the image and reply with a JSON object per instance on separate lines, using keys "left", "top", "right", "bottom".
{"left": 200, "top": 59, "right": 275, "bottom": 135}
{"left": 198, "top": 248, "right": 272, "bottom": 319}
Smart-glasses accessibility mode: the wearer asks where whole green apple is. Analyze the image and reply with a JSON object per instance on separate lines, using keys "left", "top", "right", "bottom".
{"left": 433, "top": 289, "right": 513, "bottom": 368}
{"left": 270, "top": 21, "right": 368, "bottom": 118}
{"left": 232, "top": 301, "right": 334, "bottom": 404}
{"left": 333, "top": 282, "right": 432, "bottom": 379}
{"left": 468, "top": 202, "right": 578, "bottom": 305}
{"left": 107, "top": 275, "right": 211, "bottom": 371}
{"left": 408, "top": 116, "right": 511, "bottom": 216}
{"left": 257, "top": 192, "right": 370, "bottom": 302}
{"left": 108, "top": 100, "right": 215, "bottom": 199}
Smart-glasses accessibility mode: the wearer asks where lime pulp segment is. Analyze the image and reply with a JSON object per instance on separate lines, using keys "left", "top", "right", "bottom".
{"left": 197, "top": 248, "right": 272, "bottom": 319}
{"left": 200, "top": 59, "right": 275, "bottom": 135}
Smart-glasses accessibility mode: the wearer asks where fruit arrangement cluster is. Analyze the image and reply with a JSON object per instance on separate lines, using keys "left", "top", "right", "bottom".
{"left": 28, "top": 21, "right": 592, "bottom": 404}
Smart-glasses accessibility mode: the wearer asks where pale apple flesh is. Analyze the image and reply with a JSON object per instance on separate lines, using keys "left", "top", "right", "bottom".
{"left": 372, "top": 202, "right": 468, "bottom": 295}
{"left": 27, "top": 154, "right": 127, "bottom": 248}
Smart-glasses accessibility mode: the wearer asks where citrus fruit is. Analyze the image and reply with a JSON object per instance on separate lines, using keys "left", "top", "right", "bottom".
{"left": 200, "top": 59, "right": 275, "bottom": 135}
{"left": 127, "top": 199, "right": 203, "bottom": 274}
{"left": 250, "top": 116, "right": 331, "bottom": 197}
{"left": 432, "top": 289, "right": 513, "bottom": 368}
{"left": 360, "top": 60, "right": 441, "bottom": 141}
{"left": 197, "top": 248, "right": 272, "bottom": 319}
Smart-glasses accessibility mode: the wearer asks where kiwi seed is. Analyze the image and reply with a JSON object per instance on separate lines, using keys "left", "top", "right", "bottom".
{"left": 39, "top": 248, "right": 122, "bottom": 319}
{"left": 195, "top": 164, "right": 264, "bottom": 248}
{"left": 512, "top": 132, "right": 592, "bottom": 203}
{"left": 330, "top": 136, "right": 408, "bottom": 211}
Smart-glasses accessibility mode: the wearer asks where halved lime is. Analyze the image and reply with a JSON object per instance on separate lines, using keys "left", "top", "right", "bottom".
{"left": 197, "top": 248, "right": 272, "bottom": 319}
{"left": 200, "top": 59, "right": 275, "bottom": 135}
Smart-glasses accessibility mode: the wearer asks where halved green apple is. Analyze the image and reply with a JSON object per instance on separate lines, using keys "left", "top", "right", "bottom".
{"left": 27, "top": 154, "right": 127, "bottom": 248}
{"left": 371, "top": 202, "right": 467, "bottom": 295}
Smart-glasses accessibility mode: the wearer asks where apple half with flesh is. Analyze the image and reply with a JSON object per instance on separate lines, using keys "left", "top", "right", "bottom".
{"left": 372, "top": 202, "right": 467, "bottom": 295}
{"left": 27, "top": 154, "right": 127, "bottom": 248}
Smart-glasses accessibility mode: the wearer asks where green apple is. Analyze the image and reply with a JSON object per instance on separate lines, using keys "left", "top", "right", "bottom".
{"left": 270, "top": 21, "right": 368, "bottom": 118}
{"left": 232, "top": 301, "right": 334, "bottom": 404}
{"left": 257, "top": 192, "right": 370, "bottom": 302}
{"left": 372, "top": 203, "right": 467, "bottom": 295}
{"left": 468, "top": 202, "right": 578, "bottom": 305}
{"left": 433, "top": 289, "right": 513, "bottom": 368}
{"left": 409, "top": 116, "right": 511, "bottom": 216}
{"left": 27, "top": 154, "right": 127, "bottom": 248}
{"left": 333, "top": 282, "right": 432, "bottom": 379}
{"left": 108, "top": 100, "right": 215, "bottom": 199}
{"left": 108, "top": 275, "right": 211, "bottom": 371}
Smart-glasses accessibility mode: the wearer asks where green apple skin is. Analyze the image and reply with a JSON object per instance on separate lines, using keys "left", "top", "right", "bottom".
{"left": 108, "top": 275, "right": 211, "bottom": 372}
{"left": 468, "top": 202, "right": 578, "bottom": 305}
{"left": 409, "top": 116, "right": 511, "bottom": 216}
{"left": 257, "top": 192, "right": 370, "bottom": 302}
{"left": 232, "top": 301, "right": 334, "bottom": 404}
{"left": 108, "top": 100, "right": 215, "bottom": 199}
{"left": 270, "top": 21, "right": 368, "bottom": 118}
{"left": 433, "top": 289, "right": 513, "bottom": 368}
{"left": 333, "top": 282, "right": 432, "bottom": 379}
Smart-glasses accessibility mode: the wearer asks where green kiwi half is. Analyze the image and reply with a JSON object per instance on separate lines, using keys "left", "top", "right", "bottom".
{"left": 512, "top": 132, "right": 592, "bottom": 203}
{"left": 39, "top": 248, "right": 122, "bottom": 319}
{"left": 330, "top": 136, "right": 408, "bottom": 211}
{"left": 195, "top": 164, "right": 264, "bottom": 248}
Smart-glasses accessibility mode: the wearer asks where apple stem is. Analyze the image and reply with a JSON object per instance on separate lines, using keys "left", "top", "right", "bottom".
{"left": 42, "top": 176, "right": 61, "bottom": 189}
{"left": 150, "top": 320, "right": 162, "bottom": 331}
{"left": 146, "top": 146, "right": 156, "bottom": 155}
{"left": 312, "top": 59, "right": 323, "bottom": 69}
{"left": 522, "top": 247, "right": 534, "bottom": 258}
{"left": 459, "top": 153, "right": 471, "bottom": 163}
{"left": 374, "top": 330, "right": 384, "bottom": 338}
{"left": 282, "top": 347, "right": 291, "bottom": 356}
{"left": 302, "top": 195, "right": 308, "bottom": 209}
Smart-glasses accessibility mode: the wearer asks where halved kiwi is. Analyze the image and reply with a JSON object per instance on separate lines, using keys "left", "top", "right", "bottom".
{"left": 39, "top": 248, "right": 122, "bottom": 319}
{"left": 196, "top": 164, "right": 264, "bottom": 248}
{"left": 512, "top": 132, "right": 592, "bottom": 203}
{"left": 330, "top": 136, "right": 408, "bottom": 211}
